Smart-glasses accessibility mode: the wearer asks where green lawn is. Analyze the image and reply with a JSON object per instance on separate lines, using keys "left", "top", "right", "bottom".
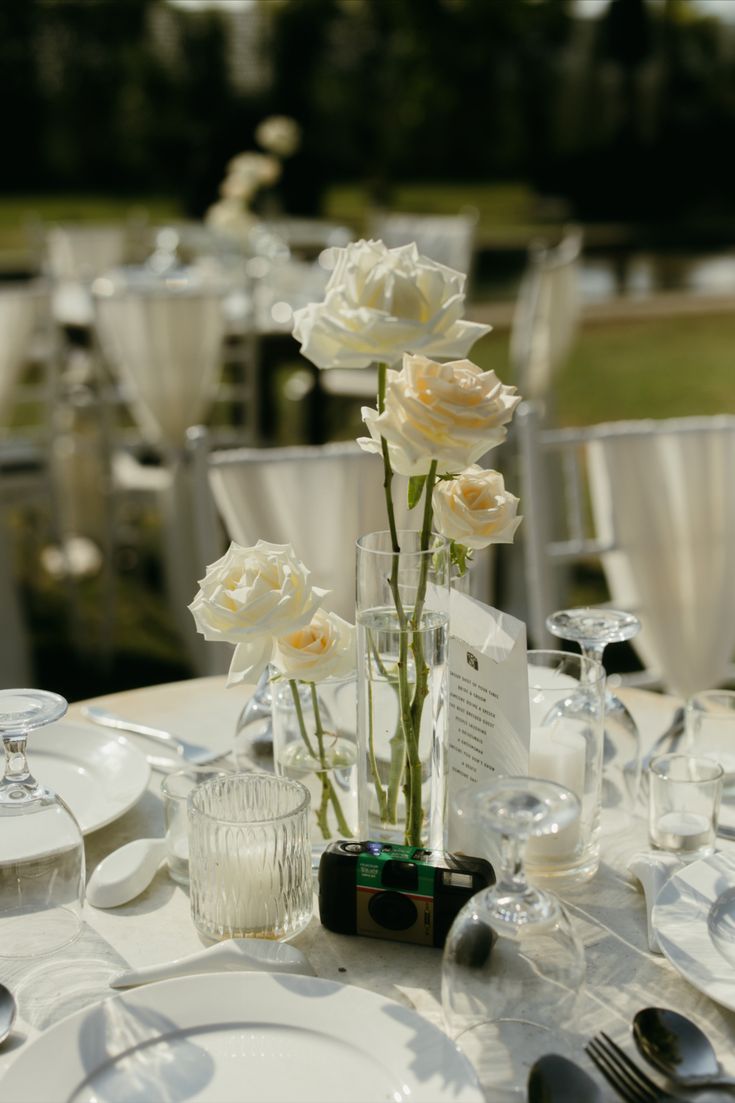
{"left": 467, "top": 313, "right": 735, "bottom": 423}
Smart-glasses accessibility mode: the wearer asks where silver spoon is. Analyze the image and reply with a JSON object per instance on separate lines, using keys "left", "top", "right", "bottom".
{"left": 81, "top": 705, "right": 229, "bottom": 768}
{"left": 633, "top": 1007, "right": 735, "bottom": 1090}
{"left": 0, "top": 982, "right": 17, "bottom": 1046}
{"left": 528, "top": 1054, "right": 602, "bottom": 1102}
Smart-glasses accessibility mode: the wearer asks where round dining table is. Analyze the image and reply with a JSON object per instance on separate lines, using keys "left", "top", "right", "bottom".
{"left": 1, "top": 677, "right": 734, "bottom": 1102}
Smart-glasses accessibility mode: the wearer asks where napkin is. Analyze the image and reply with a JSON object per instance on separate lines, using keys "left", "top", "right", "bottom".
{"left": 627, "top": 851, "right": 683, "bottom": 954}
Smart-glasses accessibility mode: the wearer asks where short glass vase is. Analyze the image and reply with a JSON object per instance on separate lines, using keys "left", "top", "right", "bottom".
{"left": 271, "top": 676, "right": 358, "bottom": 865}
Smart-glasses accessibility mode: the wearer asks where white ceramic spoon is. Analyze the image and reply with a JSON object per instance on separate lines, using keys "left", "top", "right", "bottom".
{"left": 109, "top": 939, "right": 315, "bottom": 988}
{"left": 87, "top": 838, "right": 167, "bottom": 909}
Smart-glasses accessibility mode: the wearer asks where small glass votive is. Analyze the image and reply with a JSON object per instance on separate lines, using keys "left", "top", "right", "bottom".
{"left": 686, "top": 690, "right": 735, "bottom": 782}
{"left": 649, "top": 753, "right": 724, "bottom": 857}
{"left": 161, "top": 765, "right": 234, "bottom": 886}
{"left": 187, "top": 771, "right": 312, "bottom": 942}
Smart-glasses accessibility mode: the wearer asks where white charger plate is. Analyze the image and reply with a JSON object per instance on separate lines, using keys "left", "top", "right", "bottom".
{"left": 30, "top": 721, "right": 150, "bottom": 835}
{"left": 652, "top": 850, "right": 735, "bottom": 1011}
{"left": 0, "top": 972, "right": 484, "bottom": 1103}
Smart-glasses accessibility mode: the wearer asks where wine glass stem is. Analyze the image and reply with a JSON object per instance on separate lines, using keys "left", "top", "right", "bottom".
{"left": 497, "top": 832, "right": 528, "bottom": 895}
{"left": 2, "top": 735, "right": 32, "bottom": 785}
{"left": 580, "top": 641, "right": 606, "bottom": 668}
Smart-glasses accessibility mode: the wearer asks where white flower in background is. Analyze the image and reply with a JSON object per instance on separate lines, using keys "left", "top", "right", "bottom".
{"left": 359, "top": 353, "right": 521, "bottom": 476}
{"left": 188, "top": 540, "right": 328, "bottom": 687}
{"left": 273, "top": 610, "right": 355, "bottom": 683}
{"left": 227, "top": 151, "right": 281, "bottom": 188}
{"left": 204, "top": 198, "right": 257, "bottom": 240}
{"left": 219, "top": 174, "right": 258, "bottom": 202}
{"left": 255, "top": 115, "right": 301, "bottom": 158}
{"left": 292, "top": 239, "right": 490, "bottom": 371}
{"left": 433, "top": 466, "right": 522, "bottom": 550}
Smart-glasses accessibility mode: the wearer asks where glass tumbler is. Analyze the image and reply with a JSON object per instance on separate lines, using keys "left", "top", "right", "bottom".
{"left": 525, "top": 650, "right": 606, "bottom": 885}
{"left": 161, "top": 764, "right": 234, "bottom": 886}
{"left": 649, "top": 753, "right": 723, "bottom": 858}
{"left": 188, "top": 771, "right": 312, "bottom": 941}
{"left": 686, "top": 690, "right": 735, "bottom": 781}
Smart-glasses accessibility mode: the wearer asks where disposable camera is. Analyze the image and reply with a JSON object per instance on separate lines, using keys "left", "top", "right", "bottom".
{"left": 318, "top": 840, "right": 494, "bottom": 948}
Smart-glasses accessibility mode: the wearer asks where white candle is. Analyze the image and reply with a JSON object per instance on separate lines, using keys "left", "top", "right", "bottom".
{"left": 652, "top": 811, "right": 713, "bottom": 853}
{"left": 527, "top": 723, "right": 586, "bottom": 861}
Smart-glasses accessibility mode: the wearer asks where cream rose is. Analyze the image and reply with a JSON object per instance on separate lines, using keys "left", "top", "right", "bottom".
{"left": 273, "top": 610, "right": 355, "bottom": 683}
{"left": 188, "top": 540, "right": 327, "bottom": 686}
{"left": 292, "top": 239, "right": 490, "bottom": 371}
{"left": 358, "top": 353, "right": 521, "bottom": 476}
{"left": 432, "top": 466, "right": 522, "bottom": 550}
{"left": 227, "top": 151, "right": 281, "bottom": 187}
{"left": 255, "top": 115, "right": 301, "bottom": 158}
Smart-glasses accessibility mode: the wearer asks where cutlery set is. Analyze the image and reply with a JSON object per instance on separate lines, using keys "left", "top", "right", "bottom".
{"left": 528, "top": 1006, "right": 734, "bottom": 1102}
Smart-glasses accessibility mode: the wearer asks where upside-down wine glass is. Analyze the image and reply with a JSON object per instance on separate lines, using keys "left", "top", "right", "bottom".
{"left": 546, "top": 608, "right": 642, "bottom": 829}
{"left": 0, "top": 689, "right": 85, "bottom": 957}
{"left": 442, "top": 777, "right": 586, "bottom": 1098}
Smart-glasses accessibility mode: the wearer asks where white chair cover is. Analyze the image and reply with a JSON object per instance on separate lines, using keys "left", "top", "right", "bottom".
{"left": 95, "top": 290, "right": 226, "bottom": 449}
{"left": 46, "top": 225, "right": 129, "bottom": 328}
{"left": 510, "top": 227, "right": 582, "bottom": 404}
{"left": 366, "top": 211, "right": 477, "bottom": 277}
{"left": 208, "top": 442, "right": 411, "bottom": 621}
{"left": 0, "top": 287, "right": 38, "bottom": 425}
{"left": 587, "top": 416, "right": 735, "bottom": 697}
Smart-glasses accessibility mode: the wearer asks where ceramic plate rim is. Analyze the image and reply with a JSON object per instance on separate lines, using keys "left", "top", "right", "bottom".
{"left": 0, "top": 972, "right": 484, "bottom": 1103}
{"left": 31, "top": 720, "right": 150, "bottom": 834}
{"left": 652, "top": 851, "right": 735, "bottom": 1011}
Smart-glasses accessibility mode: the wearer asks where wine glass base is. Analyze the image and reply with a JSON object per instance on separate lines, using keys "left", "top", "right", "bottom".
{"left": 455, "top": 1018, "right": 574, "bottom": 1098}
{"left": 0, "top": 905, "right": 82, "bottom": 958}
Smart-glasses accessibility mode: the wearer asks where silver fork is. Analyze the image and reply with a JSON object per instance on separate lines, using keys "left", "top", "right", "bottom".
{"left": 81, "top": 705, "right": 231, "bottom": 769}
{"left": 585, "top": 1033, "right": 685, "bottom": 1103}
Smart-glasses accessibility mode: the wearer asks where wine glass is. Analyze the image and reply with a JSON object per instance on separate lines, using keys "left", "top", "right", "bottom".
{"left": 546, "top": 607, "right": 642, "bottom": 828}
{"left": 0, "top": 689, "right": 85, "bottom": 957}
{"left": 442, "top": 777, "right": 586, "bottom": 1097}
{"left": 234, "top": 666, "right": 274, "bottom": 767}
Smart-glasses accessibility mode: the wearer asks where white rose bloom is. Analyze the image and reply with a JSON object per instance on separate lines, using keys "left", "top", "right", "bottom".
{"left": 358, "top": 353, "right": 521, "bottom": 476}
{"left": 273, "top": 610, "right": 355, "bottom": 683}
{"left": 432, "top": 466, "right": 522, "bottom": 550}
{"left": 255, "top": 115, "right": 301, "bottom": 158}
{"left": 292, "top": 240, "right": 490, "bottom": 371}
{"left": 188, "top": 540, "right": 328, "bottom": 687}
{"left": 204, "top": 199, "right": 256, "bottom": 240}
{"left": 227, "top": 151, "right": 281, "bottom": 187}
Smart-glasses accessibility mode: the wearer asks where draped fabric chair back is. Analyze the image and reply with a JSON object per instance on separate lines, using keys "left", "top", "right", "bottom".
{"left": 366, "top": 210, "right": 478, "bottom": 281}
{"left": 0, "top": 285, "right": 41, "bottom": 426}
{"left": 188, "top": 430, "right": 411, "bottom": 625}
{"left": 95, "top": 289, "right": 226, "bottom": 451}
{"left": 517, "top": 401, "right": 735, "bottom": 696}
{"left": 510, "top": 226, "right": 582, "bottom": 411}
{"left": 45, "top": 225, "right": 128, "bottom": 283}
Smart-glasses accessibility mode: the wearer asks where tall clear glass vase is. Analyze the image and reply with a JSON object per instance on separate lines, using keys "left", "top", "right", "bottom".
{"left": 356, "top": 530, "right": 450, "bottom": 849}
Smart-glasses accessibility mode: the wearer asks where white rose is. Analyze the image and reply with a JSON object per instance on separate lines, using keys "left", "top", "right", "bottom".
{"left": 273, "top": 610, "right": 355, "bottom": 683}
{"left": 255, "top": 115, "right": 301, "bottom": 158}
{"left": 227, "top": 151, "right": 281, "bottom": 187}
{"left": 432, "top": 466, "right": 522, "bottom": 550}
{"left": 292, "top": 239, "right": 490, "bottom": 371}
{"left": 188, "top": 540, "right": 328, "bottom": 687}
{"left": 358, "top": 352, "right": 521, "bottom": 476}
{"left": 204, "top": 199, "right": 257, "bottom": 240}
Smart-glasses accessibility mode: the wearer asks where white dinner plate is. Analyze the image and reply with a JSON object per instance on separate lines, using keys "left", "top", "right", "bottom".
{"left": 652, "top": 850, "right": 735, "bottom": 1011}
{"left": 0, "top": 972, "right": 484, "bottom": 1103}
{"left": 30, "top": 721, "right": 150, "bottom": 835}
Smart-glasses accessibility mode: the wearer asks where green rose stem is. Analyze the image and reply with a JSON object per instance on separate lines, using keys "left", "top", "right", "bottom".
{"left": 288, "top": 678, "right": 352, "bottom": 840}
{"left": 404, "top": 460, "right": 438, "bottom": 844}
{"left": 374, "top": 359, "right": 440, "bottom": 845}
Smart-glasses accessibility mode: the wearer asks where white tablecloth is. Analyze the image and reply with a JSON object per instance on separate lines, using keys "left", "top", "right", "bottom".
{"left": 1, "top": 679, "right": 734, "bottom": 1101}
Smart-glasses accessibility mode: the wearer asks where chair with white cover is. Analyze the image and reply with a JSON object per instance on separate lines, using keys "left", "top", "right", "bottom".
{"left": 94, "top": 280, "right": 228, "bottom": 669}
{"left": 517, "top": 400, "right": 735, "bottom": 697}
{"left": 186, "top": 428, "right": 417, "bottom": 674}
{"left": 45, "top": 224, "right": 129, "bottom": 330}
{"left": 366, "top": 209, "right": 478, "bottom": 279}
{"left": 0, "top": 282, "right": 58, "bottom": 684}
{"left": 509, "top": 225, "right": 582, "bottom": 416}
